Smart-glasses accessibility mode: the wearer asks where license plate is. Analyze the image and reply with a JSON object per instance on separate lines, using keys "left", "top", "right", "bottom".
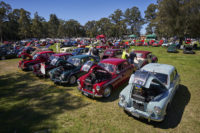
{"left": 83, "top": 92, "right": 88, "bottom": 96}
{"left": 41, "top": 64, "right": 45, "bottom": 74}
{"left": 131, "top": 112, "right": 139, "bottom": 118}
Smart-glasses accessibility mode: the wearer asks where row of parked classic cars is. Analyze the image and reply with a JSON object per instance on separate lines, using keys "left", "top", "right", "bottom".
{"left": 17, "top": 46, "right": 181, "bottom": 122}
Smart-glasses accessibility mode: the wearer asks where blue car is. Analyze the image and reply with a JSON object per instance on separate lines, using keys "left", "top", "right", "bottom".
{"left": 72, "top": 48, "right": 89, "bottom": 56}
{"left": 118, "top": 63, "right": 180, "bottom": 122}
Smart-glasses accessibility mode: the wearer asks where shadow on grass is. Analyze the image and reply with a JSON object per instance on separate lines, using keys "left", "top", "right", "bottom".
{"left": 95, "top": 82, "right": 128, "bottom": 102}
{"left": 129, "top": 84, "right": 190, "bottom": 129}
{"left": 0, "top": 72, "right": 89, "bottom": 133}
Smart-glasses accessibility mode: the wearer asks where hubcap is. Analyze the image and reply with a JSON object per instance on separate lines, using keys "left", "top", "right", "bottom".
{"left": 104, "top": 87, "right": 111, "bottom": 97}
{"left": 70, "top": 76, "right": 76, "bottom": 84}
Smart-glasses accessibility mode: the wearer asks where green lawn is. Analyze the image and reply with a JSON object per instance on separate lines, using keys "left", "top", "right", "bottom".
{"left": 0, "top": 47, "right": 200, "bottom": 133}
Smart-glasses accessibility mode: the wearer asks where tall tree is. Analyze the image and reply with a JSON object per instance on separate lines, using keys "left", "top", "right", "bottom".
{"left": 18, "top": 8, "right": 31, "bottom": 39}
{"left": 65, "top": 19, "right": 83, "bottom": 38}
{"left": 155, "top": 0, "right": 200, "bottom": 41}
{"left": 57, "top": 19, "right": 66, "bottom": 38}
{"left": 144, "top": 4, "right": 157, "bottom": 34}
{"left": 109, "top": 9, "right": 123, "bottom": 24}
{"left": 48, "top": 14, "right": 59, "bottom": 38}
{"left": 124, "top": 6, "right": 144, "bottom": 36}
{"left": 0, "top": 1, "right": 11, "bottom": 42}
{"left": 31, "top": 12, "right": 44, "bottom": 38}
{"left": 84, "top": 20, "right": 97, "bottom": 38}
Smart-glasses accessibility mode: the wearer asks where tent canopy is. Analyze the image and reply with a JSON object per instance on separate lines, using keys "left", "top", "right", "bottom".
{"left": 146, "top": 34, "right": 156, "bottom": 38}
{"left": 96, "top": 34, "right": 106, "bottom": 39}
{"left": 128, "top": 34, "right": 137, "bottom": 38}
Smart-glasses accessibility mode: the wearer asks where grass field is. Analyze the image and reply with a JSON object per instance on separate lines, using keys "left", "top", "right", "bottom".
{"left": 0, "top": 47, "right": 200, "bottom": 133}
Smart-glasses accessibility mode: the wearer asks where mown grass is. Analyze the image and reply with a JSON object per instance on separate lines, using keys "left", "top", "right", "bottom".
{"left": 0, "top": 47, "right": 200, "bottom": 133}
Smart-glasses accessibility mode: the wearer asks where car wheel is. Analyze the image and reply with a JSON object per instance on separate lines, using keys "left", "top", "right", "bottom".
{"left": 1, "top": 56, "right": 5, "bottom": 60}
{"left": 69, "top": 75, "right": 76, "bottom": 85}
{"left": 28, "top": 65, "right": 33, "bottom": 71}
{"left": 103, "top": 86, "right": 112, "bottom": 98}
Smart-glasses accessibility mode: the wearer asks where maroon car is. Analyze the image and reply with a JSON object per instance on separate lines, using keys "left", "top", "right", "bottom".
{"left": 101, "top": 49, "right": 122, "bottom": 59}
{"left": 134, "top": 50, "right": 158, "bottom": 68}
{"left": 18, "top": 51, "right": 54, "bottom": 71}
{"left": 77, "top": 58, "right": 134, "bottom": 98}
{"left": 33, "top": 53, "right": 72, "bottom": 77}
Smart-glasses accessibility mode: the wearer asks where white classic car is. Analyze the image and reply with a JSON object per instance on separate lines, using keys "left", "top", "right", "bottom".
{"left": 118, "top": 63, "right": 180, "bottom": 122}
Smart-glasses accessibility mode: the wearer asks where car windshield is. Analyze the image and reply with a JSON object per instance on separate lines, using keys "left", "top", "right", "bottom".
{"left": 153, "top": 72, "right": 168, "bottom": 84}
{"left": 50, "top": 56, "right": 60, "bottom": 65}
{"left": 105, "top": 51, "right": 113, "bottom": 55}
{"left": 98, "top": 63, "right": 115, "bottom": 73}
{"left": 67, "top": 57, "right": 81, "bottom": 66}
{"left": 136, "top": 53, "right": 143, "bottom": 58}
{"left": 33, "top": 54, "right": 39, "bottom": 60}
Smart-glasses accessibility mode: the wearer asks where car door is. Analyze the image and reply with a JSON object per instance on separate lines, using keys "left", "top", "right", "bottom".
{"left": 121, "top": 61, "right": 133, "bottom": 82}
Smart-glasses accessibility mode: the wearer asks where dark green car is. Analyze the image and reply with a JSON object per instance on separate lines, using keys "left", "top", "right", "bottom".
{"left": 167, "top": 44, "right": 178, "bottom": 53}
{"left": 49, "top": 55, "right": 100, "bottom": 85}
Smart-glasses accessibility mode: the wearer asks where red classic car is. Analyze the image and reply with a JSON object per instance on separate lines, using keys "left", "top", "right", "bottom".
{"left": 101, "top": 49, "right": 122, "bottom": 59}
{"left": 152, "top": 42, "right": 162, "bottom": 47}
{"left": 18, "top": 51, "right": 54, "bottom": 71}
{"left": 96, "top": 45, "right": 109, "bottom": 49}
{"left": 33, "top": 53, "right": 72, "bottom": 77}
{"left": 77, "top": 58, "right": 134, "bottom": 98}
{"left": 135, "top": 41, "right": 144, "bottom": 46}
{"left": 134, "top": 50, "right": 158, "bottom": 68}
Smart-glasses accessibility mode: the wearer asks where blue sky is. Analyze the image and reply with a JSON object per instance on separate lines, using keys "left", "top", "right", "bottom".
{"left": 4, "top": 0, "right": 157, "bottom": 34}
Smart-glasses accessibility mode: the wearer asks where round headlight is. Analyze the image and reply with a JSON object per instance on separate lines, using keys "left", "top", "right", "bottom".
{"left": 61, "top": 74, "right": 65, "bottom": 79}
{"left": 96, "top": 85, "right": 101, "bottom": 91}
{"left": 77, "top": 79, "right": 80, "bottom": 84}
{"left": 154, "top": 106, "right": 162, "bottom": 115}
{"left": 119, "top": 95, "right": 125, "bottom": 102}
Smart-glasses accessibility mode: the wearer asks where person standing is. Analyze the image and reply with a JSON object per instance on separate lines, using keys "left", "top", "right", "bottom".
{"left": 122, "top": 49, "right": 129, "bottom": 59}
{"left": 129, "top": 49, "right": 137, "bottom": 64}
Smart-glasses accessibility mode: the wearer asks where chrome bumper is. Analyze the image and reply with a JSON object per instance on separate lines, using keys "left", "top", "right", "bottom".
{"left": 119, "top": 103, "right": 164, "bottom": 122}
{"left": 77, "top": 87, "right": 103, "bottom": 98}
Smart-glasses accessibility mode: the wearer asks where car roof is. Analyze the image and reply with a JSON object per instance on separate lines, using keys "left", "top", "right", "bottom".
{"left": 141, "top": 63, "right": 175, "bottom": 75}
{"left": 37, "top": 51, "right": 54, "bottom": 54}
{"left": 135, "top": 50, "right": 151, "bottom": 55}
{"left": 52, "top": 53, "right": 72, "bottom": 56}
{"left": 100, "top": 58, "right": 126, "bottom": 65}
{"left": 71, "top": 54, "right": 90, "bottom": 59}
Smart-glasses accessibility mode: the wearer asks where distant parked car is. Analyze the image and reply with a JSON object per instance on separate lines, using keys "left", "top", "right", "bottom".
{"left": 167, "top": 44, "right": 178, "bottom": 53}
{"left": 33, "top": 53, "right": 72, "bottom": 77}
{"left": 119, "top": 63, "right": 180, "bottom": 122}
{"left": 101, "top": 49, "right": 122, "bottom": 59}
{"left": 49, "top": 55, "right": 99, "bottom": 84}
{"left": 96, "top": 45, "right": 109, "bottom": 49}
{"left": 78, "top": 58, "right": 135, "bottom": 98}
{"left": 60, "top": 47, "right": 74, "bottom": 53}
{"left": 18, "top": 51, "right": 54, "bottom": 71}
{"left": 0, "top": 46, "right": 17, "bottom": 60}
{"left": 60, "top": 41, "right": 73, "bottom": 48}
{"left": 72, "top": 48, "right": 89, "bottom": 56}
{"left": 134, "top": 51, "right": 158, "bottom": 69}
{"left": 183, "top": 46, "right": 195, "bottom": 54}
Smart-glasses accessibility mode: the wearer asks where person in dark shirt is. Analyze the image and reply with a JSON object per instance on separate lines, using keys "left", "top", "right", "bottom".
{"left": 129, "top": 49, "right": 137, "bottom": 64}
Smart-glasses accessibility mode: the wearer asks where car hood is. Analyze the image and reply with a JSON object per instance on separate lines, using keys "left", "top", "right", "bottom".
{"left": 81, "top": 61, "right": 111, "bottom": 74}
